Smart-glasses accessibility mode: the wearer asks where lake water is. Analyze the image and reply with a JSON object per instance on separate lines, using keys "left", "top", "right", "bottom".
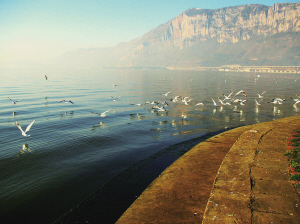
{"left": 1, "top": 68, "right": 299, "bottom": 223}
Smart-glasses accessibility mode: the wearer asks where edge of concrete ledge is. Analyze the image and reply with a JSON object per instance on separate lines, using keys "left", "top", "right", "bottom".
{"left": 117, "top": 116, "right": 300, "bottom": 224}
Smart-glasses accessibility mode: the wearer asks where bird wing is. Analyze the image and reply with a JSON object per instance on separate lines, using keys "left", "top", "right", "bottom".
{"left": 16, "top": 121, "right": 26, "bottom": 135}
{"left": 102, "top": 109, "right": 111, "bottom": 114}
{"left": 234, "top": 91, "right": 240, "bottom": 96}
{"left": 235, "top": 90, "right": 246, "bottom": 97}
{"left": 25, "top": 120, "right": 35, "bottom": 133}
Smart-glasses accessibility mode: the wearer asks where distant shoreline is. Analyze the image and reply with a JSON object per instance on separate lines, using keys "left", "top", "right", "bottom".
{"left": 168, "top": 65, "right": 300, "bottom": 73}
{"left": 102, "top": 66, "right": 300, "bottom": 73}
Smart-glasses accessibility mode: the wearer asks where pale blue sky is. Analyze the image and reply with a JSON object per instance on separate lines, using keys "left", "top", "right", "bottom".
{"left": 0, "top": 0, "right": 299, "bottom": 64}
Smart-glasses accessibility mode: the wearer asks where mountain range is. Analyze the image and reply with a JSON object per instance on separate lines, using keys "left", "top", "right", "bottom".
{"left": 56, "top": 2, "right": 300, "bottom": 68}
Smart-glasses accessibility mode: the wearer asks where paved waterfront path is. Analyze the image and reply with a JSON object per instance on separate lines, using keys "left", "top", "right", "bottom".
{"left": 117, "top": 116, "right": 300, "bottom": 223}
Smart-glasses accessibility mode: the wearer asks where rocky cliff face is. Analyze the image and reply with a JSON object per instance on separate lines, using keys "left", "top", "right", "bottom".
{"left": 148, "top": 3, "right": 300, "bottom": 48}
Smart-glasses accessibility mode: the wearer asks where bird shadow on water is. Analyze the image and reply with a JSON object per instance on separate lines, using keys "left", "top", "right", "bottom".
{"left": 53, "top": 127, "right": 237, "bottom": 224}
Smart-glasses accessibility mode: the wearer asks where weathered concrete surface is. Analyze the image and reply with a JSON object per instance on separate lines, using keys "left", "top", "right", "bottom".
{"left": 117, "top": 116, "right": 300, "bottom": 224}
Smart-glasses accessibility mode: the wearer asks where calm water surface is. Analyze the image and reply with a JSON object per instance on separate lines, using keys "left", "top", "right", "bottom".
{"left": 0, "top": 68, "right": 299, "bottom": 223}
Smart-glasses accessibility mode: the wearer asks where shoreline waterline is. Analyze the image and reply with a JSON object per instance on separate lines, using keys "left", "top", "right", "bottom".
{"left": 53, "top": 128, "right": 234, "bottom": 223}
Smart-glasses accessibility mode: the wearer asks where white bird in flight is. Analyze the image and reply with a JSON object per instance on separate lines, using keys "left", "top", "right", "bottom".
{"left": 111, "top": 96, "right": 121, "bottom": 101}
{"left": 171, "top": 95, "right": 181, "bottom": 102}
{"left": 162, "top": 91, "right": 171, "bottom": 96}
{"left": 8, "top": 97, "right": 21, "bottom": 105}
{"left": 223, "top": 91, "right": 233, "bottom": 100}
{"left": 130, "top": 103, "right": 144, "bottom": 106}
{"left": 184, "top": 98, "right": 193, "bottom": 105}
{"left": 152, "top": 105, "right": 167, "bottom": 111}
{"left": 212, "top": 98, "right": 218, "bottom": 107}
{"left": 91, "top": 109, "right": 111, "bottom": 117}
{"left": 16, "top": 120, "right": 35, "bottom": 139}
{"left": 239, "top": 99, "right": 248, "bottom": 106}
{"left": 269, "top": 98, "right": 285, "bottom": 105}
{"left": 294, "top": 100, "right": 300, "bottom": 106}
{"left": 101, "top": 109, "right": 111, "bottom": 117}
{"left": 257, "top": 91, "right": 266, "bottom": 98}
{"left": 59, "top": 100, "right": 74, "bottom": 104}
{"left": 195, "top": 102, "right": 205, "bottom": 107}
{"left": 255, "top": 99, "right": 263, "bottom": 106}
{"left": 234, "top": 90, "right": 247, "bottom": 97}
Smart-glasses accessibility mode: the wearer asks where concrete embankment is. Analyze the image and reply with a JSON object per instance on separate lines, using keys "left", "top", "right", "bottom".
{"left": 117, "top": 116, "right": 300, "bottom": 223}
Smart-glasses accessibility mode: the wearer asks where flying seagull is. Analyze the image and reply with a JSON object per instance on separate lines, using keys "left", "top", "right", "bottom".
{"left": 130, "top": 103, "right": 144, "bottom": 106}
{"left": 239, "top": 99, "right": 248, "bottom": 106}
{"left": 91, "top": 109, "right": 111, "bottom": 117}
{"left": 152, "top": 105, "right": 167, "bottom": 112}
{"left": 223, "top": 91, "right": 233, "bottom": 100}
{"left": 218, "top": 97, "right": 231, "bottom": 106}
{"left": 257, "top": 91, "right": 266, "bottom": 98}
{"left": 16, "top": 120, "right": 35, "bottom": 139}
{"left": 234, "top": 90, "right": 247, "bottom": 97}
{"left": 162, "top": 91, "right": 171, "bottom": 96}
{"left": 255, "top": 99, "right": 263, "bottom": 106}
{"left": 100, "top": 109, "right": 111, "bottom": 117}
{"left": 184, "top": 98, "right": 193, "bottom": 105}
{"left": 294, "top": 100, "right": 300, "bottom": 106}
{"left": 59, "top": 100, "right": 74, "bottom": 104}
{"left": 45, "top": 75, "right": 48, "bottom": 80}
{"left": 212, "top": 98, "right": 218, "bottom": 107}
{"left": 8, "top": 97, "right": 21, "bottom": 105}
{"left": 111, "top": 96, "right": 121, "bottom": 101}
{"left": 195, "top": 102, "right": 205, "bottom": 107}
{"left": 171, "top": 95, "right": 181, "bottom": 102}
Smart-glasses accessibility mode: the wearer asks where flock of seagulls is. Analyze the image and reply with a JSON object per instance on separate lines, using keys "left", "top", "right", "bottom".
{"left": 7, "top": 74, "right": 300, "bottom": 145}
{"left": 8, "top": 76, "right": 76, "bottom": 140}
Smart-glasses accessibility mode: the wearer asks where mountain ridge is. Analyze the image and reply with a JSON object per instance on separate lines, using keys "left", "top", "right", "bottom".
{"left": 54, "top": 2, "right": 300, "bottom": 68}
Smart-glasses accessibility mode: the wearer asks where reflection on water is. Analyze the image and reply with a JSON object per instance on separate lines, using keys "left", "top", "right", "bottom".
{"left": 1, "top": 68, "right": 300, "bottom": 223}
{"left": 60, "top": 111, "right": 74, "bottom": 119}
{"left": 294, "top": 104, "right": 300, "bottom": 112}
{"left": 273, "top": 106, "right": 282, "bottom": 115}
{"left": 91, "top": 122, "right": 109, "bottom": 130}
{"left": 18, "top": 143, "right": 33, "bottom": 157}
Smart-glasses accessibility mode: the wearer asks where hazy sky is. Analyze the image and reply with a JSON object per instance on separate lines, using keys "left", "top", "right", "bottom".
{"left": 1, "top": 0, "right": 299, "bottom": 64}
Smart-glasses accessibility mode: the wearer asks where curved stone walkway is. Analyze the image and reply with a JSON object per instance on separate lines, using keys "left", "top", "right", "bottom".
{"left": 117, "top": 116, "right": 300, "bottom": 223}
